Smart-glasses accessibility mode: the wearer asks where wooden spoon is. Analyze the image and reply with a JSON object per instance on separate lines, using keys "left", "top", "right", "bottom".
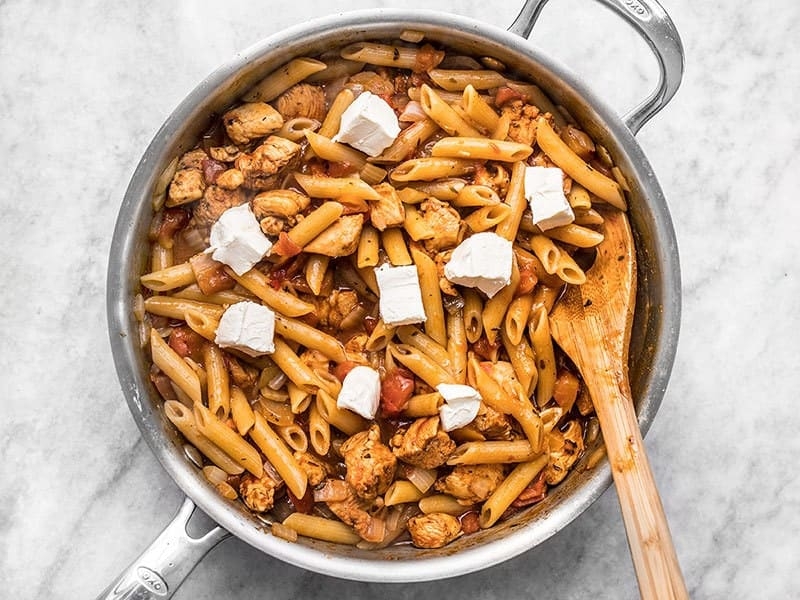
{"left": 548, "top": 209, "right": 688, "bottom": 599}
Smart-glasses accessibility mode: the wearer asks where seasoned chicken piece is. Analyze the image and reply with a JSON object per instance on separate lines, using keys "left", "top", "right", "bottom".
{"left": 294, "top": 451, "right": 330, "bottom": 487}
{"left": 435, "top": 464, "right": 505, "bottom": 505}
{"left": 407, "top": 513, "right": 461, "bottom": 549}
{"left": 346, "top": 70, "right": 395, "bottom": 98}
{"left": 472, "top": 403, "right": 515, "bottom": 440}
{"left": 486, "top": 361, "right": 528, "bottom": 404}
{"left": 544, "top": 420, "right": 584, "bottom": 485}
{"left": 369, "top": 183, "right": 406, "bottom": 231}
{"left": 326, "top": 486, "right": 385, "bottom": 542}
{"left": 178, "top": 148, "right": 209, "bottom": 171}
{"left": 343, "top": 333, "right": 370, "bottom": 364}
{"left": 502, "top": 100, "right": 541, "bottom": 146}
{"left": 304, "top": 214, "right": 364, "bottom": 257}
{"left": 433, "top": 250, "right": 458, "bottom": 296}
{"left": 391, "top": 416, "right": 455, "bottom": 469}
{"left": 313, "top": 289, "right": 360, "bottom": 330}
{"left": 239, "top": 472, "right": 278, "bottom": 512}
{"left": 299, "top": 349, "right": 330, "bottom": 374}
{"left": 209, "top": 144, "right": 242, "bottom": 163}
{"left": 167, "top": 168, "right": 206, "bottom": 206}
{"left": 275, "top": 83, "right": 327, "bottom": 122}
{"left": 223, "top": 102, "right": 284, "bottom": 146}
{"left": 418, "top": 198, "right": 463, "bottom": 252}
{"left": 216, "top": 168, "right": 244, "bottom": 190}
{"left": 190, "top": 185, "right": 248, "bottom": 231}
{"left": 339, "top": 424, "right": 397, "bottom": 500}
{"left": 252, "top": 189, "right": 310, "bottom": 235}
{"left": 235, "top": 135, "right": 301, "bottom": 190}
{"left": 473, "top": 163, "right": 510, "bottom": 198}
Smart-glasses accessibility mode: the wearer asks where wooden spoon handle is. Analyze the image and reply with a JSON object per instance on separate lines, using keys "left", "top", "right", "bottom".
{"left": 590, "top": 373, "right": 689, "bottom": 600}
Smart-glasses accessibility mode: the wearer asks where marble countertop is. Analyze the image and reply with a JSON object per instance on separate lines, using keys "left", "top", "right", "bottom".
{"left": 2, "top": 0, "right": 798, "bottom": 598}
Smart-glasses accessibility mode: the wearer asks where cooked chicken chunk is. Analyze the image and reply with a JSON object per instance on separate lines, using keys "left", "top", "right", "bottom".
{"left": 275, "top": 83, "right": 327, "bottom": 122}
{"left": 223, "top": 102, "right": 284, "bottom": 146}
{"left": 326, "top": 485, "right": 385, "bottom": 542}
{"left": 190, "top": 185, "right": 248, "bottom": 231}
{"left": 544, "top": 420, "right": 584, "bottom": 485}
{"left": 235, "top": 135, "right": 301, "bottom": 190}
{"left": 339, "top": 424, "right": 396, "bottom": 500}
{"left": 502, "top": 100, "right": 541, "bottom": 146}
{"left": 239, "top": 472, "right": 278, "bottom": 512}
{"left": 167, "top": 168, "right": 206, "bottom": 206}
{"left": 215, "top": 168, "right": 244, "bottom": 190}
{"left": 473, "top": 163, "right": 510, "bottom": 198}
{"left": 252, "top": 189, "right": 310, "bottom": 235}
{"left": 434, "top": 250, "right": 458, "bottom": 296}
{"left": 418, "top": 198, "right": 462, "bottom": 252}
{"left": 391, "top": 416, "right": 455, "bottom": 469}
{"left": 313, "top": 289, "right": 359, "bottom": 330}
{"left": 177, "top": 148, "right": 209, "bottom": 171}
{"left": 345, "top": 70, "right": 395, "bottom": 98}
{"left": 299, "top": 349, "right": 330, "bottom": 374}
{"left": 369, "top": 183, "right": 406, "bottom": 231}
{"left": 304, "top": 214, "right": 364, "bottom": 257}
{"left": 407, "top": 513, "right": 461, "bottom": 549}
{"left": 294, "top": 451, "right": 330, "bottom": 487}
{"left": 472, "top": 403, "right": 515, "bottom": 440}
{"left": 435, "top": 464, "right": 505, "bottom": 505}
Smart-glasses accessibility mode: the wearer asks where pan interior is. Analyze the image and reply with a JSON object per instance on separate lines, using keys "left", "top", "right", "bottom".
{"left": 107, "top": 9, "right": 679, "bottom": 582}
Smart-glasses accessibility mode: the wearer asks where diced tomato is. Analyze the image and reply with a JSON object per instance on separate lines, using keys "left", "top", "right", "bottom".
{"left": 287, "top": 485, "right": 314, "bottom": 514}
{"left": 552, "top": 369, "right": 581, "bottom": 412}
{"left": 326, "top": 160, "right": 359, "bottom": 178}
{"left": 271, "top": 232, "right": 303, "bottom": 258}
{"left": 332, "top": 360, "right": 360, "bottom": 383}
{"left": 495, "top": 86, "right": 524, "bottom": 107}
{"left": 201, "top": 157, "right": 227, "bottom": 185}
{"left": 156, "top": 207, "right": 190, "bottom": 249}
{"left": 511, "top": 470, "right": 548, "bottom": 507}
{"left": 460, "top": 510, "right": 481, "bottom": 534}
{"left": 380, "top": 367, "right": 415, "bottom": 418}
{"left": 472, "top": 336, "right": 500, "bottom": 361}
{"left": 515, "top": 262, "right": 538, "bottom": 297}
{"left": 363, "top": 315, "right": 379, "bottom": 336}
{"left": 168, "top": 326, "right": 206, "bottom": 362}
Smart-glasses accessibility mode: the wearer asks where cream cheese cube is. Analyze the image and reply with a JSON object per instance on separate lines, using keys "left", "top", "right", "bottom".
{"left": 374, "top": 264, "right": 427, "bottom": 327}
{"left": 207, "top": 203, "right": 272, "bottom": 276}
{"left": 443, "top": 232, "right": 513, "bottom": 298}
{"left": 436, "top": 383, "right": 482, "bottom": 432}
{"left": 332, "top": 91, "right": 401, "bottom": 157}
{"left": 524, "top": 166, "right": 575, "bottom": 231}
{"left": 337, "top": 365, "right": 381, "bottom": 419}
{"left": 214, "top": 301, "right": 275, "bottom": 356}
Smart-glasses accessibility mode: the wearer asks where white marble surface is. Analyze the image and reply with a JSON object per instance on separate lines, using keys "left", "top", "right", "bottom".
{"left": 1, "top": 0, "right": 798, "bottom": 598}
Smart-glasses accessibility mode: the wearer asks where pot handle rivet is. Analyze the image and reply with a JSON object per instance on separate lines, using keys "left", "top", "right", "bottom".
{"left": 510, "top": 0, "right": 684, "bottom": 134}
{"left": 93, "top": 497, "right": 230, "bottom": 600}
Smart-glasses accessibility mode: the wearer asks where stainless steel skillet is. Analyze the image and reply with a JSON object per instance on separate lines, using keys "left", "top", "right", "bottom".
{"left": 103, "top": 0, "right": 683, "bottom": 597}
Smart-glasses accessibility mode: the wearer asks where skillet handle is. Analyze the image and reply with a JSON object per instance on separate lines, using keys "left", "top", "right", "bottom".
{"left": 95, "top": 497, "right": 230, "bottom": 600}
{"left": 509, "top": 0, "right": 684, "bottom": 134}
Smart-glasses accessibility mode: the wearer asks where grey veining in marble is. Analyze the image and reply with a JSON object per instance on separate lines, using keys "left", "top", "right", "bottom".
{"left": 1, "top": 0, "right": 799, "bottom": 598}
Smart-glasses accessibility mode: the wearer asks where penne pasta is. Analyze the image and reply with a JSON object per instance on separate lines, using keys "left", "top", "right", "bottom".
{"left": 340, "top": 42, "right": 444, "bottom": 71}
{"left": 150, "top": 329, "right": 202, "bottom": 405}
{"left": 273, "top": 314, "right": 347, "bottom": 363}
{"left": 164, "top": 400, "right": 244, "bottom": 475}
{"left": 447, "top": 440, "right": 538, "bottom": 465}
{"left": 446, "top": 309, "right": 468, "bottom": 384}
{"left": 452, "top": 184, "right": 500, "bottom": 208}
{"left": 389, "top": 343, "right": 454, "bottom": 388}
{"left": 463, "top": 288, "right": 484, "bottom": 344}
{"left": 543, "top": 223, "right": 604, "bottom": 248}
{"left": 140, "top": 261, "right": 195, "bottom": 292}
{"left": 479, "top": 455, "right": 549, "bottom": 528}
{"left": 401, "top": 392, "right": 443, "bottom": 418}
{"left": 463, "top": 203, "right": 511, "bottom": 233}
{"left": 226, "top": 268, "right": 314, "bottom": 317}
{"left": 308, "top": 402, "right": 331, "bottom": 456}
{"left": 315, "top": 389, "right": 368, "bottom": 436}
{"left": 144, "top": 296, "right": 225, "bottom": 322}
{"left": 397, "top": 325, "right": 452, "bottom": 373}
{"left": 494, "top": 161, "right": 528, "bottom": 241}
{"left": 431, "top": 137, "right": 532, "bottom": 162}
{"left": 250, "top": 412, "right": 308, "bottom": 499}
{"left": 282, "top": 513, "right": 360, "bottom": 545}
{"left": 536, "top": 116, "right": 626, "bottom": 209}
{"left": 503, "top": 293, "right": 535, "bottom": 346}
{"left": 501, "top": 327, "right": 538, "bottom": 397}
{"left": 229, "top": 385, "right": 255, "bottom": 436}
{"left": 193, "top": 401, "right": 264, "bottom": 478}
{"left": 418, "top": 494, "right": 470, "bottom": 515}
{"left": 372, "top": 118, "right": 440, "bottom": 164}
{"left": 428, "top": 69, "right": 507, "bottom": 91}
{"left": 482, "top": 257, "right": 519, "bottom": 345}
{"left": 529, "top": 305, "right": 557, "bottom": 408}
{"left": 409, "top": 243, "right": 447, "bottom": 345}
{"left": 419, "top": 84, "right": 482, "bottom": 137}
{"left": 384, "top": 480, "right": 425, "bottom": 506}
{"left": 391, "top": 157, "right": 478, "bottom": 183}
{"left": 183, "top": 308, "right": 220, "bottom": 342}
{"left": 357, "top": 224, "right": 380, "bottom": 268}
{"left": 204, "top": 344, "right": 230, "bottom": 420}
{"left": 278, "top": 117, "right": 320, "bottom": 141}
{"left": 270, "top": 336, "right": 321, "bottom": 392}
{"left": 243, "top": 57, "right": 327, "bottom": 103}
{"left": 528, "top": 234, "right": 562, "bottom": 275}
{"left": 365, "top": 318, "right": 396, "bottom": 352}
{"left": 275, "top": 423, "right": 308, "bottom": 453}
{"left": 381, "top": 227, "right": 413, "bottom": 266}
{"left": 304, "top": 253, "right": 329, "bottom": 296}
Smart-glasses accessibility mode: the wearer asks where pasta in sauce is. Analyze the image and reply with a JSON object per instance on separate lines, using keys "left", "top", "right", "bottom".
{"left": 137, "top": 35, "right": 627, "bottom": 550}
